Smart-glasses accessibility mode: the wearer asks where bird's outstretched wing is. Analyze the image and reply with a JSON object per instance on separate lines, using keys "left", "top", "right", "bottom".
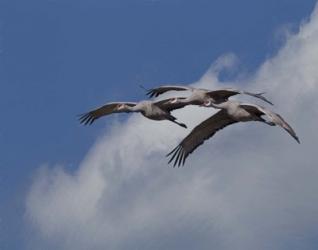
{"left": 78, "top": 102, "right": 136, "bottom": 125}
{"left": 146, "top": 85, "right": 192, "bottom": 98}
{"left": 206, "top": 88, "right": 273, "bottom": 105}
{"left": 167, "top": 110, "right": 238, "bottom": 167}
{"left": 240, "top": 104, "right": 300, "bottom": 143}
{"left": 154, "top": 97, "right": 189, "bottom": 112}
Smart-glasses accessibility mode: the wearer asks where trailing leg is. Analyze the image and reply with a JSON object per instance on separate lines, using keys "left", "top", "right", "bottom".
{"left": 167, "top": 114, "right": 187, "bottom": 128}
{"left": 170, "top": 119, "right": 187, "bottom": 128}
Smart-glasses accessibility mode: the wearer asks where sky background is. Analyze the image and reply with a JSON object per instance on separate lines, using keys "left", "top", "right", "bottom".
{"left": 1, "top": 0, "right": 318, "bottom": 249}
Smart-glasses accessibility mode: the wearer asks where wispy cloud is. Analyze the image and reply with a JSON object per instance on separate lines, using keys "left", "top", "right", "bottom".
{"left": 26, "top": 4, "right": 318, "bottom": 250}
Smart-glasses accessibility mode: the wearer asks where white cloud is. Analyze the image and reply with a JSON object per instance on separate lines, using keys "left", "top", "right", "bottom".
{"left": 26, "top": 4, "right": 318, "bottom": 250}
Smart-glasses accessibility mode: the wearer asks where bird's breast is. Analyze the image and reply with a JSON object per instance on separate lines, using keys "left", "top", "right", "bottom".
{"left": 229, "top": 108, "right": 251, "bottom": 121}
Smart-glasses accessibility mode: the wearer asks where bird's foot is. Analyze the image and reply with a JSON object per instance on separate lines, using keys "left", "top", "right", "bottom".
{"left": 179, "top": 123, "right": 187, "bottom": 129}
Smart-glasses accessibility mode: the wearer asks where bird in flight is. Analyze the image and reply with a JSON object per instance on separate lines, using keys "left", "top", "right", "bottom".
{"left": 167, "top": 100, "right": 299, "bottom": 167}
{"left": 144, "top": 85, "right": 273, "bottom": 105}
{"left": 78, "top": 97, "right": 189, "bottom": 128}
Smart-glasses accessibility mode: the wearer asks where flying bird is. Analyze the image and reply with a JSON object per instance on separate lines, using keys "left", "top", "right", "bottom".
{"left": 78, "top": 98, "right": 189, "bottom": 128}
{"left": 167, "top": 100, "right": 299, "bottom": 167}
{"left": 145, "top": 85, "right": 273, "bottom": 106}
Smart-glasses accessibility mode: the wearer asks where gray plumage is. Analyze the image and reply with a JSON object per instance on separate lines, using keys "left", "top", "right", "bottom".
{"left": 145, "top": 85, "right": 273, "bottom": 105}
{"left": 167, "top": 100, "right": 299, "bottom": 167}
{"left": 79, "top": 98, "right": 189, "bottom": 128}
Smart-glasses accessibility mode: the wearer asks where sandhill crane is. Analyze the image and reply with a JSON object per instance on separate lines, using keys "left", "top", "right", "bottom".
{"left": 79, "top": 98, "right": 189, "bottom": 128}
{"left": 145, "top": 85, "right": 273, "bottom": 106}
{"left": 167, "top": 100, "right": 299, "bottom": 167}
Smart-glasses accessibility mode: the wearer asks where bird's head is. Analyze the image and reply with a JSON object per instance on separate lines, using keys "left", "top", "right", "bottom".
{"left": 169, "top": 97, "right": 181, "bottom": 104}
{"left": 117, "top": 104, "right": 127, "bottom": 110}
{"left": 201, "top": 99, "right": 212, "bottom": 107}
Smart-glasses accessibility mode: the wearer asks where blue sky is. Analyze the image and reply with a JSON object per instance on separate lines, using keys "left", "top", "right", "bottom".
{"left": 1, "top": 0, "right": 317, "bottom": 249}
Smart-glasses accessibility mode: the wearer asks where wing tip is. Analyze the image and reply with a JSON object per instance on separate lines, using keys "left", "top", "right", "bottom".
{"left": 78, "top": 112, "right": 95, "bottom": 126}
{"left": 166, "top": 145, "right": 187, "bottom": 167}
{"left": 294, "top": 136, "right": 300, "bottom": 144}
{"left": 145, "top": 89, "right": 158, "bottom": 98}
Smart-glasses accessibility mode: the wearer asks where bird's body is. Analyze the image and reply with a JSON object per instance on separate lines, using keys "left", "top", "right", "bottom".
{"left": 134, "top": 100, "right": 170, "bottom": 121}
{"left": 167, "top": 100, "right": 299, "bottom": 167}
{"left": 214, "top": 101, "right": 260, "bottom": 122}
{"left": 146, "top": 85, "right": 273, "bottom": 106}
{"left": 182, "top": 88, "right": 210, "bottom": 105}
{"left": 79, "top": 98, "right": 188, "bottom": 128}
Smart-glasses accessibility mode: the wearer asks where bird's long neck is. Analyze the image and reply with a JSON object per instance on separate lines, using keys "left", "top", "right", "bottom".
{"left": 128, "top": 106, "right": 142, "bottom": 112}
{"left": 208, "top": 101, "right": 229, "bottom": 110}
{"left": 177, "top": 96, "right": 200, "bottom": 105}
{"left": 177, "top": 97, "right": 190, "bottom": 103}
